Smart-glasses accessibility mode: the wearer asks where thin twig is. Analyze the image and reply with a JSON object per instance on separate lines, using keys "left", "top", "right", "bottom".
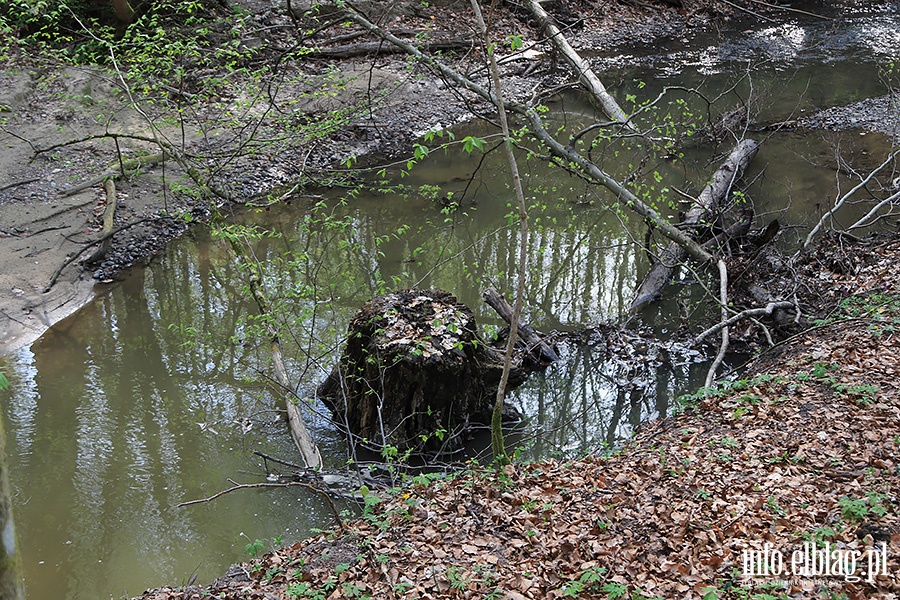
{"left": 743, "top": 0, "right": 831, "bottom": 20}
{"left": 177, "top": 481, "right": 318, "bottom": 507}
{"left": 178, "top": 479, "right": 347, "bottom": 531}
{"left": 253, "top": 450, "right": 311, "bottom": 471}
{"left": 694, "top": 301, "right": 796, "bottom": 345}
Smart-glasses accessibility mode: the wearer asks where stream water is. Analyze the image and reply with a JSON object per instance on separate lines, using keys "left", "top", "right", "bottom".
{"left": 2, "top": 5, "right": 900, "bottom": 598}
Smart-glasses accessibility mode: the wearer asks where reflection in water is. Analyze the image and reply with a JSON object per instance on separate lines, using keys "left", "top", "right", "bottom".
{"left": 1, "top": 141, "right": 695, "bottom": 599}
{"left": 2, "top": 268, "right": 339, "bottom": 600}
{"left": 1, "top": 12, "right": 899, "bottom": 597}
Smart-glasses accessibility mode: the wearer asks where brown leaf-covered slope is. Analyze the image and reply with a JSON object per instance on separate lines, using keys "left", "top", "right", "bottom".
{"left": 139, "top": 237, "right": 900, "bottom": 599}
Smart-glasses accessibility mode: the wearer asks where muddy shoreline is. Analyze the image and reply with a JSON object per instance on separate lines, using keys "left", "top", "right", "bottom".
{"left": 1, "top": 0, "right": 897, "bottom": 356}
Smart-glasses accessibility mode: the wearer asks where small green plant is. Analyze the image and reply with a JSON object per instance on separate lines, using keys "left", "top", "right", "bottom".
{"left": 341, "top": 582, "right": 365, "bottom": 598}
{"left": 560, "top": 566, "right": 608, "bottom": 597}
{"left": 445, "top": 565, "right": 472, "bottom": 591}
{"left": 700, "top": 587, "right": 719, "bottom": 600}
{"left": 802, "top": 525, "right": 839, "bottom": 547}
{"left": 285, "top": 582, "right": 327, "bottom": 600}
{"left": 838, "top": 492, "right": 889, "bottom": 522}
{"left": 244, "top": 537, "right": 265, "bottom": 558}
{"left": 765, "top": 496, "right": 785, "bottom": 517}
{"left": 601, "top": 581, "right": 628, "bottom": 598}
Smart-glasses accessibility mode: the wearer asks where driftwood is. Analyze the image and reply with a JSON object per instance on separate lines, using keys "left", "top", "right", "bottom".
{"left": 59, "top": 151, "right": 167, "bottom": 196}
{"left": 317, "top": 289, "right": 529, "bottom": 452}
{"left": 482, "top": 288, "right": 559, "bottom": 364}
{"left": 631, "top": 139, "right": 759, "bottom": 310}
{"left": 84, "top": 179, "right": 117, "bottom": 264}
{"left": 526, "top": 0, "right": 633, "bottom": 131}
{"left": 306, "top": 37, "right": 473, "bottom": 59}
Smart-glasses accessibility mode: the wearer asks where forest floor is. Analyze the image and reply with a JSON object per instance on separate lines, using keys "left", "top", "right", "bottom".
{"left": 136, "top": 233, "right": 900, "bottom": 598}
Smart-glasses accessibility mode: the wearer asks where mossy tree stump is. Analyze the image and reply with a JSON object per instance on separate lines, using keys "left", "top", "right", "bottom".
{"left": 317, "top": 289, "right": 524, "bottom": 452}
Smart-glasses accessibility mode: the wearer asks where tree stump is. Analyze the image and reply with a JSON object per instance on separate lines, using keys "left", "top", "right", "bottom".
{"left": 317, "top": 289, "right": 525, "bottom": 452}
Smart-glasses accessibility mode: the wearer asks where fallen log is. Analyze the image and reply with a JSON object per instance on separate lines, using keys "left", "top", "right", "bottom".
{"left": 482, "top": 288, "right": 559, "bottom": 364}
{"left": 317, "top": 289, "right": 529, "bottom": 452}
{"left": 630, "top": 138, "right": 759, "bottom": 310}
{"left": 84, "top": 179, "right": 117, "bottom": 264}
{"left": 60, "top": 151, "right": 167, "bottom": 197}
{"left": 526, "top": 0, "right": 633, "bottom": 131}
{"left": 306, "top": 37, "right": 473, "bottom": 59}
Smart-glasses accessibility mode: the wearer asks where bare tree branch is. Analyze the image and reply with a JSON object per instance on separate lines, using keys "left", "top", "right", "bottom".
{"left": 694, "top": 301, "right": 796, "bottom": 345}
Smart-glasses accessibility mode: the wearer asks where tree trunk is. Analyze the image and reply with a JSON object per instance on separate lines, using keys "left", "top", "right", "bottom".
{"left": 630, "top": 138, "right": 759, "bottom": 310}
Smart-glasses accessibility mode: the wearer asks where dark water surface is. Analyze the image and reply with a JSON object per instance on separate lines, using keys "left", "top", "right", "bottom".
{"left": 2, "top": 6, "right": 899, "bottom": 598}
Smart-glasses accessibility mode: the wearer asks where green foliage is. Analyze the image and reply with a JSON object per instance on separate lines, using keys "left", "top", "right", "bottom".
{"left": 796, "top": 362, "right": 879, "bottom": 405}
{"left": 601, "top": 582, "right": 627, "bottom": 598}
{"left": 765, "top": 495, "right": 785, "bottom": 517}
{"left": 244, "top": 538, "right": 266, "bottom": 558}
{"left": 285, "top": 581, "right": 329, "bottom": 600}
{"left": 462, "top": 135, "right": 485, "bottom": 154}
{"left": 2, "top": 0, "right": 271, "bottom": 104}
{"left": 675, "top": 374, "right": 779, "bottom": 413}
{"left": 559, "top": 566, "right": 609, "bottom": 597}
{"left": 701, "top": 587, "right": 719, "bottom": 600}
{"left": 0, "top": 369, "right": 7, "bottom": 391}
{"left": 838, "top": 492, "right": 889, "bottom": 522}
{"left": 802, "top": 525, "right": 839, "bottom": 547}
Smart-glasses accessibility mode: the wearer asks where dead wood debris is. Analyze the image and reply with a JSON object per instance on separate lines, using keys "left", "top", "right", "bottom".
{"left": 138, "top": 236, "right": 900, "bottom": 600}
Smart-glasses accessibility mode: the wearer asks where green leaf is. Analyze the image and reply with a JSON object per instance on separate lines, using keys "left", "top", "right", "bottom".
{"left": 462, "top": 135, "right": 485, "bottom": 154}
{"left": 601, "top": 582, "right": 628, "bottom": 599}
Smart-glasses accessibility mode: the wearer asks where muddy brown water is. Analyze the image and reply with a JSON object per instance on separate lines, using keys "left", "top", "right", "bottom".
{"left": 2, "top": 7, "right": 900, "bottom": 598}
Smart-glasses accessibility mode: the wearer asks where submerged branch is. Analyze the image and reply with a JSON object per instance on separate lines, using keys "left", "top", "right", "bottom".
{"left": 694, "top": 301, "right": 796, "bottom": 345}
{"left": 177, "top": 481, "right": 318, "bottom": 507}
{"left": 178, "top": 479, "right": 346, "bottom": 531}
